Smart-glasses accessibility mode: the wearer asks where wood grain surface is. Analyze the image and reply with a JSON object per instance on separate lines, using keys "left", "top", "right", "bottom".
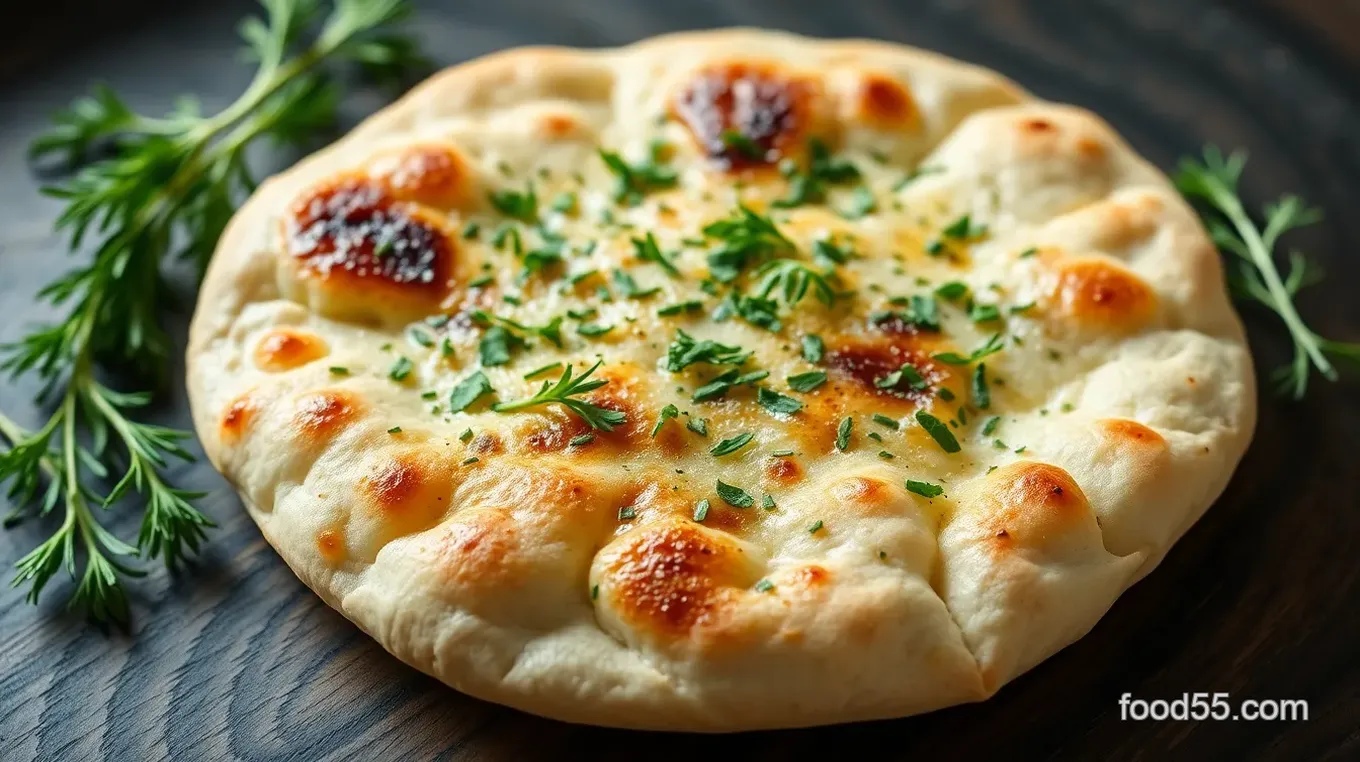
{"left": 2, "top": 1, "right": 1359, "bottom": 759}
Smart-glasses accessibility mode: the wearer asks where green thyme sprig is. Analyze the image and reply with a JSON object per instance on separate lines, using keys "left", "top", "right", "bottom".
{"left": 0, "top": 0, "right": 427, "bottom": 625}
{"left": 1177, "top": 146, "right": 1359, "bottom": 398}
{"left": 492, "top": 361, "right": 628, "bottom": 431}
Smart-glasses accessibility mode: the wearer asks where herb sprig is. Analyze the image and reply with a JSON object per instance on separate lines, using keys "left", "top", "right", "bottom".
{"left": 0, "top": 0, "right": 427, "bottom": 624}
{"left": 492, "top": 361, "right": 627, "bottom": 431}
{"left": 1177, "top": 146, "right": 1359, "bottom": 398}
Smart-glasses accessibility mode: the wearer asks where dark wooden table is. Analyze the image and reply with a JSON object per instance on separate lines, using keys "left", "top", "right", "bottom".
{"left": 2, "top": 1, "right": 1358, "bottom": 759}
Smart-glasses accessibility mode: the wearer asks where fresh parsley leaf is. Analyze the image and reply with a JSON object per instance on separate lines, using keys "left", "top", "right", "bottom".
{"left": 904, "top": 479, "right": 944, "bottom": 498}
{"left": 971, "top": 363, "right": 991, "bottom": 410}
{"left": 835, "top": 416, "right": 852, "bottom": 451}
{"left": 631, "top": 232, "right": 681, "bottom": 277}
{"left": 801, "top": 334, "right": 824, "bottom": 363}
{"left": 666, "top": 329, "right": 750, "bottom": 372}
{"left": 757, "top": 387, "right": 804, "bottom": 415}
{"left": 478, "top": 325, "right": 523, "bottom": 366}
{"left": 488, "top": 181, "right": 538, "bottom": 222}
{"left": 387, "top": 356, "right": 414, "bottom": 382}
{"left": 840, "top": 185, "right": 877, "bottom": 219}
{"left": 871, "top": 413, "right": 900, "bottom": 429}
{"left": 762, "top": 494, "right": 776, "bottom": 510}
{"left": 611, "top": 268, "right": 660, "bottom": 299}
{"left": 599, "top": 145, "right": 677, "bottom": 205}
{"left": 657, "top": 299, "right": 704, "bottom": 317}
{"left": 874, "top": 362, "right": 928, "bottom": 391}
{"left": 702, "top": 204, "right": 793, "bottom": 282}
{"left": 692, "top": 368, "right": 768, "bottom": 402}
{"left": 710, "top": 432, "right": 755, "bottom": 456}
{"left": 716, "top": 479, "right": 755, "bottom": 508}
{"left": 714, "top": 293, "right": 782, "bottom": 332}
{"left": 812, "top": 239, "right": 853, "bottom": 266}
{"left": 577, "top": 323, "right": 614, "bottom": 337}
{"left": 915, "top": 410, "right": 961, "bottom": 453}
{"left": 981, "top": 415, "right": 1001, "bottom": 435}
{"left": 932, "top": 333, "right": 1004, "bottom": 365}
{"left": 935, "top": 281, "right": 969, "bottom": 300}
{"left": 787, "top": 371, "right": 827, "bottom": 392}
{"left": 807, "top": 519, "right": 824, "bottom": 534}
{"left": 773, "top": 137, "right": 860, "bottom": 208}
{"left": 686, "top": 416, "right": 709, "bottom": 436}
{"left": 968, "top": 302, "right": 1001, "bottom": 322}
{"left": 754, "top": 258, "right": 837, "bottom": 307}
{"left": 568, "top": 433, "right": 594, "bottom": 446}
{"left": 650, "top": 404, "right": 679, "bottom": 437}
{"left": 448, "top": 371, "right": 494, "bottom": 412}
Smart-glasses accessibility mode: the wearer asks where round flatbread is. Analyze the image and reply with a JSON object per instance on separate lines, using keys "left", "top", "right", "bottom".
{"left": 187, "top": 29, "right": 1255, "bottom": 730}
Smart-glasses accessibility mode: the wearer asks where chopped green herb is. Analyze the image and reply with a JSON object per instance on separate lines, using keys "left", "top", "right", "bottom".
{"left": 551, "top": 191, "right": 577, "bottom": 214}
{"left": 875, "top": 362, "right": 928, "bottom": 391}
{"left": 935, "top": 281, "right": 969, "bottom": 300}
{"left": 840, "top": 185, "right": 877, "bottom": 219}
{"left": 591, "top": 584, "right": 600, "bottom": 600}
{"left": 904, "top": 479, "right": 944, "bottom": 498}
{"left": 666, "top": 329, "right": 750, "bottom": 371}
{"left": 477, "top": 325, "right": 522, "bottom": 366}
{"left": 892, "top": 165, "right": 944, "bottom": 191}
{"left": 762, "top": 494, "right": 776, "bottom": 510}
{"left": 1061, "top": 402, "right": 1075, "bottom": 413}
{"left": 812, "top": 239, "right": 853, "bottom": 266}
{"left": 618, "top": 505, "right": 637, "bottom": 521}
{"left": 408, "top": 326, "right": 436, "bottom": 348}
{"left": 754, "top": 258, "right": 838, "bottom": 307}
{"left": 720, "top": 129, "right": 765, "bottom": 159}
{"left": 874, "top": 294, "right": 940, "bottom": 332}
{"left": 801, "top": 334, "right": 825, "bottom": 363}
{"left": 519, "top": 244, "right": 565, "bottom": 282}
{"left": 981, "top": 415, "right": 1001, "bottom": 435}
{"left": 577, "top": 323, "right": 614, "bottom": 337}
{"left": 716, "top": 479, "right": 755, "bottom": 508}
{"left": 1014, "top": 445, "right": 1028, "bottom": 454}
{"left": 386, "top": 426, "right": 402, "bottom": 434}
{"left": 387, "top": 356, "right": 414, "bottom": 382}
{"left": 462, "top": 221, "right": 481, "bottom": 240}
{"left": 772, "top": 449, "right": 794, "bottom": 457}
{"left": 487, "top": 182, "right": 538, "bottom": 222}
{"left": 328, "top": 366, "right": 349, "bottom": 376}
{"left": 877, "top": 450, "right": 895, "bottom": 459}
{"left": 447, "top": 371, "right": 494, "bottom": 413}
{"left": 523, "top": 362, "right": 563, "bottom": 380}
{"left": 1018, "top": 246, "right": 1039, "bottom": 258}
{"left": 693, "top": 498, "right": 710, "bottom": 522}
{"left": 941, "top": 214, "right": 986, "bottom": 240}
{"left": 872, "top": 413, "right": 900, "bottom": 429}
{"left": 867, "top": 431, "right": 883, "bottom": 442}
{"left": 468, "top": 274, "right": 494, "bottom": 288}
{"left": 459, "top": 428, "right": 474, "bottom": 442}
{"left": 933, "top": 333, "right": 1005, "bottom": 365}
{"left": 972, "top": 363, "right": 991, "bottom": 410}
{"left": 651, "top": 404, "right": 680, "bottom": 437}
{"left": 686, "top": 416, "right": 709, "bottom": 436}
{"left": 692, "top": 368, "right": 768, "bottom": 401}
{"left": 611, "top": 268, "right": 660, "bottom": 299}
{"left": 631, "top": 232, "right": 681, "bottom": 277}
{"left": 599, "top": 145, "right": 677, "bottom": 205}
{"left": 773, "top": 137, "right": 860, "bottom": 208}
{"left": 568, "top": 433, "right": 594, "bottom": 447}
{"left": 787, "top": 371, "right": 827, "bottom": 392}
{"left": 461, "top": 456, "right": 480, "bottom": 466}
{"left": 937, "top": 388, "right": 956, "bottom": 402}
{"left": 657, "top": 299, "right": 704, "bottom": 317}
{"left": 835, "top": 416, "right": 853, "bottom": 451}
{"left": 753, "top": 578, "right": 775, "bottom": 593}
{"left": 702, "top": 203, "right": 793, "bottom": 281}
{"left": 807, "top": 519, "right": 824, "bottom": 534}
{"left": 757, "top": 387, "right": 804, "bottom": 415}
{"left": 710, "top": 432, "right": 755, "bottom": 456}
{"left": 916, "top": 410, "right": 961, "bottom": 453}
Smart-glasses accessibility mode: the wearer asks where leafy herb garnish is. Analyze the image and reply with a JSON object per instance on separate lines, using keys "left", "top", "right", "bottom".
{"left": 713, "top": 293, "right": 782, "bottom": 332}
{"left": 702, "top": 204, "right": 794, "bottom": 282}
{"left": 754, "top": 258, "right": 838, "bottom": 307}
{"left": 971, "top": 363, "right": 991, "bottom": 410}
{"left": 492, "top": 361, "right": 626, "bottom": 431}
{"left": 0, "top": 0, "right": 426, "bottom": 624}
{"left": 692, "top": 368, "right": 768, "bottom": 402}
{"left": 904, "top": 480, "right": 945, "bottom": 498}
{"left": 686, "top": 416, "right": 709, "bottom": 436}
{"left": 716, "top": 479, "right": 755, "bottom": 508}
{"left": 387, "top": 356, "right": 414, "bottom": 382}
{"left": 599, "top": 143, "right": 677, "bottom": 206}
{"left": 933, "top": 333, "right": 1005, "bottom": 365}
{"left": 693, "top": 498, "right": 710, "bottom": 522}
{"left": 1177, "top": 146, "right": 1360, "bottom": 398}
{"left": 835, "top": 416, "right": 853, "bottom": 451}
{"left": 488, "top": 181, "right": 538, "bottom": 222}
{"left": 915, "top": 410, "right": 961, "bottom": 453}
{"left": 871, "top": 413, "right": 900, "bottom": 429}
{"left": 631, "top": 232, "right": 681, "bottom": 277}
{"left": 757, "top": 388, "right": 804, "bottom": 415}
{"left": 611, "top": 269, "right": 660, "bottom": 299}
{"left": 787, "top": 371, "right": 827, "bottom": 392}
{"left": 448, "top": 371, "right": 494, "bottom": 413}
{"left": 801, "top": 334, "right": 825, "bottom": 363}
{"left": 773, "top": 137, "right": 860, "bottom": 208}
{"left": 650, "top": 404, "right": 679, "bottom": 437}
{"left": 666, "top": 329, "right": 750, "bottom": 372}
{"left": 710, "top": 432, "right": 755, "bottom": 456}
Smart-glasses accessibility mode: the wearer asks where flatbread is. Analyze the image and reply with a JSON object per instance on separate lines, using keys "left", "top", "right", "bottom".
{"left": 186, "top": 29, "right": 1255, "bottom": 730}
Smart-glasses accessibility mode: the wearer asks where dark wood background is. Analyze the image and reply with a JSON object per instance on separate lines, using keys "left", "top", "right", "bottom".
{"left": 2, "top": 1, "right": 1358, "bottom": 759}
